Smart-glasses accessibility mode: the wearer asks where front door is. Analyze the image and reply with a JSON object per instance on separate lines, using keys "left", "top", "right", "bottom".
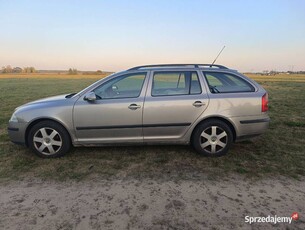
{"left": 73, "top": 72, "right": 147, "bottom": 144}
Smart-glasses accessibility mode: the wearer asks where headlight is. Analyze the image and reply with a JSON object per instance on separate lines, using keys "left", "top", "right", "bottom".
{"left": 9, "top": 113, "right": 18, "bottom": 122}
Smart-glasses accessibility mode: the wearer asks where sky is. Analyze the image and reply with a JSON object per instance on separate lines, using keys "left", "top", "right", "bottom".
{"left": 0, "top": 0, "right": 305, "bottom": 72}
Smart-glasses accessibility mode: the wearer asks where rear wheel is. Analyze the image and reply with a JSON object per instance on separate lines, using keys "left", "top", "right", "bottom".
{"left": 28, "top": 121, "right": 71, "bottom": 158}
{"left": 192, "top": 119, "right": 233, "bottom": 157}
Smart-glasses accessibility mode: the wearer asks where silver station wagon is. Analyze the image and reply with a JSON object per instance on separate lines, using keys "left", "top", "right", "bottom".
{"left": 8, "top": 64, "right": 270, "bottom": 158}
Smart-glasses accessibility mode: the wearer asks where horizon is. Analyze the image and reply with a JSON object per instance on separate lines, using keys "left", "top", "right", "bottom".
{"left": 1, "top": 0, "right": 305, "bottom": 72}
{"left": 1, "top": 66, "right": 304, "bottom": 74}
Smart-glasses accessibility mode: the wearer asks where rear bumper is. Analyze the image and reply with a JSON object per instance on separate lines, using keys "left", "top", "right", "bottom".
{"left": 230, "top": 115, "right": 270, "bottom": 139}
{"left": 239, "top": 118, "right": 270, "bottom": 124}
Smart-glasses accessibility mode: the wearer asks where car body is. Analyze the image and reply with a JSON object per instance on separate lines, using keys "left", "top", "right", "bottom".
{"left": 8, "top": 64, "right": 270, "bottom": 157}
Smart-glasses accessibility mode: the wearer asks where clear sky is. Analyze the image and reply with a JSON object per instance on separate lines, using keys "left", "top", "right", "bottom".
{"left": 1, "top": 0, "right": 305, "bottom": 72}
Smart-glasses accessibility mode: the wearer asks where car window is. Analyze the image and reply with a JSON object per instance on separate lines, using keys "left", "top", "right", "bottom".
{"left": 204, "top": 72, "right": 255, "bottom": 93}
{"left": 94, "top": 73, "right": 146, "bottom": 99}
{"left": 152, "top": 71, "right": 201, "bottom": 96}
{"left": 190, "top": 72, "right": 202, "bottom": 94}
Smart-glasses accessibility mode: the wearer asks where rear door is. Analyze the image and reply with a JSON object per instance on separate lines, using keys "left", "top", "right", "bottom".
{"left": 143, "top": 70, "right": 209, "bottom": 141}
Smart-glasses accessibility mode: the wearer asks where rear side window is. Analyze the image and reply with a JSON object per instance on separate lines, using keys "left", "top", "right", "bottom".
{"left": 152, "top": 71, "right": 201, "bottom": 96}
{"left": 204, "top": 72, "right": 255, "bottom": 93}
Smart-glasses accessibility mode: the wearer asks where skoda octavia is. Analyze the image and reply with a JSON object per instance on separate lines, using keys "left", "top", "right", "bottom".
{"left": 8, "top": 64, "right": 270, "bottom": 158}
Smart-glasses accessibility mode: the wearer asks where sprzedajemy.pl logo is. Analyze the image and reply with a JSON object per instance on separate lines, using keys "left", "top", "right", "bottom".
{"left": 245, "top": 212, "right": 299, "bottom": 225}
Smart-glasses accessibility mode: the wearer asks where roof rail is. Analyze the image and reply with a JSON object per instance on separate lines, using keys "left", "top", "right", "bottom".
{"left": 128, "top": 64, "right": 228, "bottom": 71}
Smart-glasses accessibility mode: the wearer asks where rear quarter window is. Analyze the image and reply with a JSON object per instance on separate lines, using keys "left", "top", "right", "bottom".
{"left": 203, "top": 72, "right": 255, "bottom": 93}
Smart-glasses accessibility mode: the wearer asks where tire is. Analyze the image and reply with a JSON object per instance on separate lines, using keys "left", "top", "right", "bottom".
{"left": 28, "top": 120, "right": 71, "bottom": 158}
{"left": 192, "top": 119, "right": 233, "bottom": 157}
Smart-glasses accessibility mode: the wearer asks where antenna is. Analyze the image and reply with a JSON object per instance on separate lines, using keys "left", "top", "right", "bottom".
{"left": 211, "top": 46, "right": 226, "bottom": 67}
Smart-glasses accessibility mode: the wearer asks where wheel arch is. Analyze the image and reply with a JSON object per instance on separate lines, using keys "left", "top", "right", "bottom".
{"left": 191, "top": 116, "right": 237, "bottom": 143}
{"left": 25, "top": 117, "right": 73, "bottom": 147}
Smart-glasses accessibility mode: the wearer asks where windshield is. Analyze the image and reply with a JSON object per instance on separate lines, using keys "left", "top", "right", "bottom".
{"left": 74, "top": 72, "right": 116, "bottom": 97}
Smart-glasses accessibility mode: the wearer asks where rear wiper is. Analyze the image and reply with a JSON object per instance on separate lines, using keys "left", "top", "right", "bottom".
{"left": 210, "top": 86, "right": 220, "bottom": 93}
{"left": 65, "top": 93, "right": 77, "bottom": 98}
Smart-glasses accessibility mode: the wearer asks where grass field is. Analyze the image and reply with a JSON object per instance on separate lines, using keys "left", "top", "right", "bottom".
{"left": 0, "top": 73, "right": 304, "bottom": 181}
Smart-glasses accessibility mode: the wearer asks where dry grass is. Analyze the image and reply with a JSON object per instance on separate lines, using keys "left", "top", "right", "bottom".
{"left": 247, "top": 73, "right": 305, "bottom": 82}
{"left": 0, "top": 73, "right": 304, "bottom": 181}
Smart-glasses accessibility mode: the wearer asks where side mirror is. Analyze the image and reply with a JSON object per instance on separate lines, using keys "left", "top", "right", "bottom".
{"left": 84, "top": 92, "right": 96, "bottom": 101}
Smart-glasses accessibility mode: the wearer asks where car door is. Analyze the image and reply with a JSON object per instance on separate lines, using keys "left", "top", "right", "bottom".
{"left": 143, "top": 70, "right": 209, "bottom": 141}
{"left": 73, "top": 72, "right": 148, "bottom": 144}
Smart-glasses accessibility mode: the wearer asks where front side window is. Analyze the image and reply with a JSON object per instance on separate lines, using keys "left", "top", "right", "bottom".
{"left": 204, "top": 72, "right": 255, "bottom": 93}
{"left": 152, "top": 71, "right": 201, "bottom": 96}
{"left": 94, "top": 72, "right": 146, "bottom": 99}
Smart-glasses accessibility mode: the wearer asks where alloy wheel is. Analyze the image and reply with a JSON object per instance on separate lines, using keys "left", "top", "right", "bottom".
{"left": 200, "top": 126, "right": 228, "bottom": 154}
{"left": 33, "top": 127, "right": 62, "bottom": 155}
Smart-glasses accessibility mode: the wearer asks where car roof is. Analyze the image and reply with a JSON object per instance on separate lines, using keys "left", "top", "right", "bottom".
{"left": 123, "top": 64, "right": 238, "bottom": 73}
{"left": 127, "top": 64, "right": 227, "bottom": 70}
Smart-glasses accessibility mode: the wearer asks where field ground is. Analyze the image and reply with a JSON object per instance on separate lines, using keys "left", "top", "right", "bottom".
{"left": 0, "top": 73, "right": 304, "bottom": 229}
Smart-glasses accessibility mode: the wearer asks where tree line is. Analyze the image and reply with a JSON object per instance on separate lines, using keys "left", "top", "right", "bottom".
{"left": 1, "top": 65, "right": 107, "bottom": 75}
{"left": 1, "top": 65, "right": 36, "bottom": 73}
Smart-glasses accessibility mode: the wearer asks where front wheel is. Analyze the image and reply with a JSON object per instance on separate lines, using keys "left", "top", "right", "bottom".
{"left": 192, "top": 119, "right": 233, "bottom": 157}
{"left": 28, "top": 121, "right": 71, "bottom": 158}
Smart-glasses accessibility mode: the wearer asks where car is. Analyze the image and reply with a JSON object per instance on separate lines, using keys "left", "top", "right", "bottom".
{"left": 8, "top": 64, "right": 270, "bottom": 158}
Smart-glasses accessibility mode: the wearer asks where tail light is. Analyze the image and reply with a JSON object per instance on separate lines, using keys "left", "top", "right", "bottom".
{"left": 262, "top": 93, "right": 268, "bottom": 112}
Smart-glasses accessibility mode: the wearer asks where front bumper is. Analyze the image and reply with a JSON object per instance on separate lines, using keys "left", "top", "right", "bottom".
{"left": 7, "top": 122, "right": 27, "bottom": 145}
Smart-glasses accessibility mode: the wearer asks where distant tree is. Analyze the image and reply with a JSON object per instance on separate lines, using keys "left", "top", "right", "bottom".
{"left": 1, "top": 65, "right": 13, "bottom": 73}
{"left": 6, "top": 65, "right": 12, "bottom": 73}
{"left": 1, "top": 66, "right": 6, "bottom": 73}
{"left": 23, "top": 67, "right": 36, "bottom": 73}
{"left": 23, "top": 67, "right": 29, "bottom": 73}
{"left": 29, "top": 67, "right": 36, "bottom": 73}
{"left": 96, "top": 70, "right": 103, "bottom": 74}
{"left": 68, "top": 68, "right": 78, "bottom": 75}
{"left": 13, "top": 67, "right": 22, "bottom": 73}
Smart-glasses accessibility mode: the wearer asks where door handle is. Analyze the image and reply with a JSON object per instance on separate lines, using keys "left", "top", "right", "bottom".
{"left": 193, "top": 101, "right": 205, "bottom": 107}
{"left": 128, "top": 104, "right": 141, "bottom": 110}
